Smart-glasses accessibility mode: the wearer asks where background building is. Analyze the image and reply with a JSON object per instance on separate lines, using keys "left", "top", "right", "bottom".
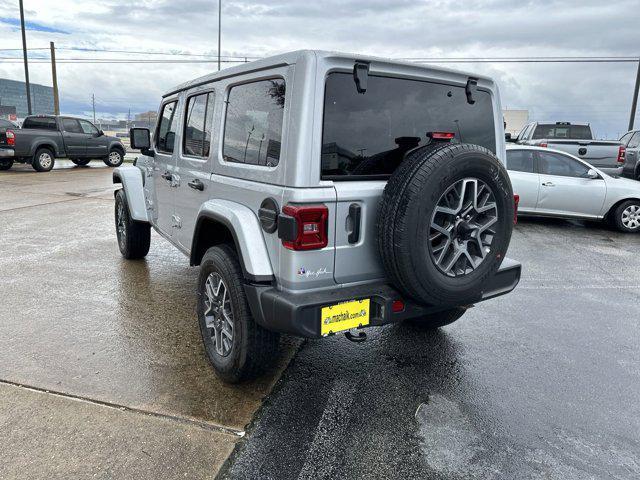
{"left": 0, "top": 78, "right": 55, "bottom": 118}
{"left": 502, "top": 109, "right": 530, "bottom": 137}
{"left": 134, "top": 111, "right": 158, "bottom": 128}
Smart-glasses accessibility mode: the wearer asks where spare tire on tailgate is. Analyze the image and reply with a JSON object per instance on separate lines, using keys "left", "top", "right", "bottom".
{"left": 377, "top": 143, "right": 514, "bottom": 306}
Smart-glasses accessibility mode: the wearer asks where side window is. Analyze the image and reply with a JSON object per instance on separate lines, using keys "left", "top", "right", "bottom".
{"left": 156, "top": 101, "right": 179, "bottom": 153}
{"left": 538, "top": 151, "right": 589, "bottom": 178}
{"left": 627, "top": 132, "right": 640, "bottom": 149}
{"left": 506, "top": 150, "right": 535, "bottom": 173}
{"left": 61, "top": 118, "right": 82, "bottom": 134}
{"left": 518, "top": 124, "right": 531, "bottom": 141}
{"left": 223, "top": 79, "right": 285, "bottom": 167}
{"left": 79, "top": 120, "right": 98, "bottom": 135}
{"left": 183, "top": 92, "right": 215, "bottom": 157}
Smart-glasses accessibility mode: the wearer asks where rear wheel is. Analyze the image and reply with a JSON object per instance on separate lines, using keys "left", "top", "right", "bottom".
{"left": 406, "top": 307, "right": 467, "bottom": 329}
{"left": 0, "top": 159, "right": 13, "bottom": 171}
{"left": 115, "top": 189, "right": 151, "bottom": 258}
{"left": 377, "top": 143, "right": 514, "bottom": 306}
{"left": 104, "top": 148, "right": 124, "bottom": 167}
{"left": 71, "top": 158, "right": 91, "bottom": 166}
{"left": 613, "top": 200, "right": 640, "bottom": 233}
{"left": 32, "top": 148, "right": 55, "bottom": 172}
{"left": 197, "top": 244, "right": 280, "bottom": 383}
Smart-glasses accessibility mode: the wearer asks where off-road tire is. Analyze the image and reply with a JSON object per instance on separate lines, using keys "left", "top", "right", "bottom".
{"left": 377, "top": 143, "right": 514, "bottom": 306}
{"left": 197, "top": 244, "right": 280, "bottom": 383}
{"left": 104, "top": 148, "right": 124, "bottom": 167}
{"left": 32, "top": 147, "right": 55, "bottom": 172}
{"left": 72, "top": 158, "right": 91, "bottom": 166}
{"left": 405, "top": 307, "right": 467, "bottom": 329}
{"left": 612, "top": 199, "right": 640, "bottom": 233}
{"left": 114, "top": 189, "right": 151, "bottom": 259}
{"left": 0, "top": 159, "right": 13, "bottom": 171}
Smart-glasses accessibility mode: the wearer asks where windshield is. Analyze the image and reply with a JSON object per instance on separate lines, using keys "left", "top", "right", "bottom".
{"left": 321, "top": 73, "right": 496, "bottom": 179}
{"left": 532, "top": 124, "right": 592, "bottom": 140}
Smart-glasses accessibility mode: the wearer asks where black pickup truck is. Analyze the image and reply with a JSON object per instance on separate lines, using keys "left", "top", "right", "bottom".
{"left": 0, "top": 115, "right": 125, "bottom": 172}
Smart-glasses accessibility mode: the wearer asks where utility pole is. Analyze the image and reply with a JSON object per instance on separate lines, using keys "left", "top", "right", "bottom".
{"left": 19, "top": 0, "right": 32, "bottom": 115}
{"left": 50, "top": 41, "right": 60, "bottom": 115}
{"left": 629, "top": 58, "right": 640, "bottom": 131}
{"left": 92, "top": 94, "right": 96, "bottom": 123}
{"left": 217, "top": 0, "right": 222, "bottom": 71}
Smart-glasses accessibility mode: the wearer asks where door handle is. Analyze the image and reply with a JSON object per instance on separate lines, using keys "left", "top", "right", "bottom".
{"left": 347, "top": 203, "right": 362, "bottom": 244}
{"left": 161, "top": 171, "right": 172, "bottom": 181}
{"left": 541, "top": 182, "right": 555, "bottom": 187}
{"left": 188, "top": 179, "right": 204, "bottom": 191}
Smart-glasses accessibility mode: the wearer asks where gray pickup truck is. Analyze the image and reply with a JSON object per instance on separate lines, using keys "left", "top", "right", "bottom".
{"left": 0, "top": 115, "right": 125, "bottom": 172}
{"left": 515, "top": 121, "right": 624, "bottom": 175}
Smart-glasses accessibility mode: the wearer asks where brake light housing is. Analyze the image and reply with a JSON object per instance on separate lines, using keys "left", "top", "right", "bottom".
{"left": 617, "top": 146, "right": 626, "bottom": 165}
{"left": 428, "top": 131, "right": 455, "bottom": 141}
{"left": 513, "top": 194, "right": 520, "bottom": 224}
{"left": 5, "top": 129, "right": 15, "bottom": 146}
{"left": 279, "top": 204, "right": 328, "bottom": 251}
{"left": 539, "top": 143, "right": 547, "bottom": 148}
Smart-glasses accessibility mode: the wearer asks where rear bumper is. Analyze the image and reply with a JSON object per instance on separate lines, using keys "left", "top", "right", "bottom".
{"left": 245, "top": 258, "right": 521, "bottom": 339}
{"left": 0, "top": 148, "right": 14, "bottom": 158}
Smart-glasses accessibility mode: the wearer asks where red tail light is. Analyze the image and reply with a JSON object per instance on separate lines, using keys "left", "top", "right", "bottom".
{"left": 513, "top": 194, "right": 520, "bottom": 224}
{"left": 6, "top": 129, "right": 15, "bottom": 146}
{"left": 539, "top": 143, "right": 547, "bottom": 148}
{"left": 392, "top": 299, "right": 405, "bottom": 313}
{"left": 617, "top": 146, "right": 626, "bottom": 164}
{"left": 428, "top": 131, "right": 455, "bottom": 140}
{"left": 281, "top": 204, "right": 328, "bottom": 251}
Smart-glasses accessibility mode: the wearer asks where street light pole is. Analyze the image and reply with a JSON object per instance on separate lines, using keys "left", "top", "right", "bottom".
{"left": 19, "top": 0, "right": 32, "bottom": 116}
{"left": 628, "top": 58, "right": 640, "bottom": 131}
{"left": 217, "top": 0, "right": 221, "bottom": 71}
{"left": 50, "top": 42, "right": 60, "bottom": 115}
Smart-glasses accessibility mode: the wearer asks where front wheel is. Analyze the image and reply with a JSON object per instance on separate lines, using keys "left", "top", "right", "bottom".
{"left": 115, "top": 189, "right": 151, "bottom": 258}
{"left": 104, "top": 148, "right": 124, "bottom": 167}
{"left": 405, "top": 307, "right": 467, "bottom": 329}
{"left": 613, "top": 200, "right": 640, "bottom": 233}
{"left": 197, "top": 244, "right": 280, "bottom": 383}
{"left": 32, "top": 148, "right": 55, "bottom": 172}
{"left": 0, "top": 159, "right": 13, "bottom": 171}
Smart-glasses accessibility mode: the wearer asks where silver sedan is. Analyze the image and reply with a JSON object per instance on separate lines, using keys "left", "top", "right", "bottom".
{"left": 507, "top": 145, "right": 640, "bottom": 232}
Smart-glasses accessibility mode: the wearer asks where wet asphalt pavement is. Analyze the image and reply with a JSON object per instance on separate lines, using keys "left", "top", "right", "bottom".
{"left": 0, "top": 162, "right": 295, "bottom": 479}
{"left": 223, "top": 218, "right": 640, "bottom": 479}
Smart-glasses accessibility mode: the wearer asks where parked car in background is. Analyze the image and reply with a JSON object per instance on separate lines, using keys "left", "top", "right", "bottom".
{"left": 0, "top": 115, "right": 125, "bottom": 172}
{"left": 620, "top": 129, "right": 640, "bottom": 180}
{"left": 515, "top": 121, "right": 624, "bottom": 176}
{"left": 507, "top": 145, "right": 640, "bottom": 232}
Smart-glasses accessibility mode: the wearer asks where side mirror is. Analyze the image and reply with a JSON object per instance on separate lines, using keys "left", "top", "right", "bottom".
{"left": 587, "top": 169, "right": 599, "bottom": 179}
{"left": 505, "top": 132, "right": 512, "bottom": 140}
{"left": 98, "top": 129, "right": 104, "bottom": 137}
{"left": 129, "top": 127, "right": 154, "bottom": 157}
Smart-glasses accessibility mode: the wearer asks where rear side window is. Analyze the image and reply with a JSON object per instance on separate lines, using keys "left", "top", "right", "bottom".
{"left": 183, "top": 92, "right": 215, "bottom": 158}
{"left": 506, "top": 150, "right": 535, "bottom": 173}
{"left": 61, "top": 118, "right": 82, "bottom": 134}
{"left": 223, "top": 79, "right": 285, "bottom": 167}
{"left": 23, "top": 117, "right": 57, "bottom": 130}
{"left": 538, "top": 151, "right": 589, "bottom": 178}
{"left": 321, "top": 73, "right": 496, "bottom": 179}
{"left": 532, "top": 124, "right": 592, "bottom": 140}
{"left": 627, "top": 132, "right": 640, "bottom": 149}
{"left": 156, "top": 101, "right": 179, "bottom": 153}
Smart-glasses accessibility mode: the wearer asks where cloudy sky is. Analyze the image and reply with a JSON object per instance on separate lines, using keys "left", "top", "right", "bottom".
{"left": 0, "top": 0, "right": 638, "bottom": 137}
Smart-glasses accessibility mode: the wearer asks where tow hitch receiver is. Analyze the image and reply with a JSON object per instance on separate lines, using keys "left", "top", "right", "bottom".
{"left": 345, "top": 329, "right": 367, "bottom": 343}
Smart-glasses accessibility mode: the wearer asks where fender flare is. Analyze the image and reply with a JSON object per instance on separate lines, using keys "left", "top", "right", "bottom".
{"left": 112, "top": 166, "right": 149, "bottom": 222}
{"left": 31, "top": 140, "right": 61, "bottom": 157}
{"left": 192, "top": 199, "right": 274, "bottom": 282}
{"left": 108, "top": 140, "right": 125, "bottom": 153}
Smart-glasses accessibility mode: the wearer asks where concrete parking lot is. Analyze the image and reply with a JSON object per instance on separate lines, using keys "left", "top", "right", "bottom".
{"left": 2, "top": 162, "right": 640, "bottom": 479}
{"left": 0, "top": 161, "right": 296, "bottom": 479}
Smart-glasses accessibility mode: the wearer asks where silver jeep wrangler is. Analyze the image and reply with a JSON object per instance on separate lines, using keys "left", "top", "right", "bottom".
{"left": 114, "top": 50, "right": 521, "bottom": 383}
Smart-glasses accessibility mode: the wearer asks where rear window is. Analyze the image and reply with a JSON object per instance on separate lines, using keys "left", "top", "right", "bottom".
{"left": 23, "top": 117, "right": 57, "bottom": 130}
{"left": 321, "top": 73, "right": 496, "bottom": 179}
{"left": 532, "top": 124, "right": 592, "bottom": 140}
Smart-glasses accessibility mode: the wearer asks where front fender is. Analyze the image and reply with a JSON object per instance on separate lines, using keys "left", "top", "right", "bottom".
{"left": 113, "top": 166, "right": 149, "bottom": 222}
{"left": 194, "top": 199, "right": 274, "bottom": 281}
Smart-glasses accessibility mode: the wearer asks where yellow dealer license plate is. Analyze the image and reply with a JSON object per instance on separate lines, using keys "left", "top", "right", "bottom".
{"left": 321, "top": 298, "right": 370, "bottom": 336}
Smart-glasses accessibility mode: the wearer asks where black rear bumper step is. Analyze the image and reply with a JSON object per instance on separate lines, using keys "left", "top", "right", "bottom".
{"left": 245, "top": 258, "right": 521, "bottom": 339}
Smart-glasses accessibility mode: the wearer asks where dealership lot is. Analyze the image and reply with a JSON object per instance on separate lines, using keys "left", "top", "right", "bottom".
{"left": 1, "top": 163, "right": 640, "bottom": 479}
